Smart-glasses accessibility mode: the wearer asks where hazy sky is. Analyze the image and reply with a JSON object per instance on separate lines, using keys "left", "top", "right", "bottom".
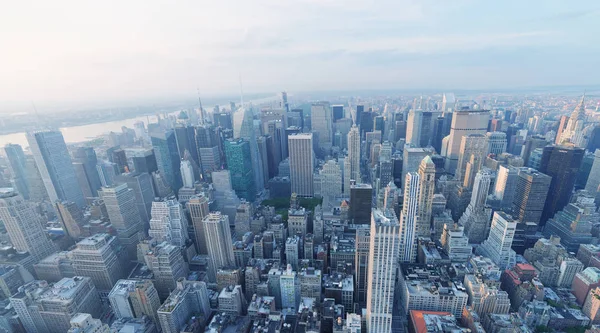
{"left": 0, "top": 0, "right": 598, "bottom": 111}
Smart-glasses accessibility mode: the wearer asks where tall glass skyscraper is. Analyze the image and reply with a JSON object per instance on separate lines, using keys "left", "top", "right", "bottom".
{"left": 3, "top": 144, "right": 29, "bottom": 199}
{"left": 224, "top": 139, "right": 256, "bottom": 202}
{"left": 150, "top": 129, "right": 182, "bottom": 192}
{"left": 26, "top": 130, "right": 85, "bottom": 207}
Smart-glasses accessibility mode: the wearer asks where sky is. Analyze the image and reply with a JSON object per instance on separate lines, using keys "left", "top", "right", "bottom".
{"left": 0, "top": 0, "right": 599, "bottom": 112}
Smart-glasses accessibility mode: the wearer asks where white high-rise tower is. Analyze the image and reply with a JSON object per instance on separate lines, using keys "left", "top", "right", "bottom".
{"left": 417, "top": 156, "right": 435, "bottom": 237}
{"left": 288, "top": 133, "right": 314, "bottom": 197}
{"left": 347, "top": 125, "right": 361, "bottom": 182}
{"left": 399, "top": 172, "right": 420, "bottom": 263}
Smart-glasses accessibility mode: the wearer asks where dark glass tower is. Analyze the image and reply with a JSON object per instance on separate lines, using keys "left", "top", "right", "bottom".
{"left": 3, "top": 144, "right": 29, "bottom": 199}
{"left": 539, "top": 145, "right": 585, "bottom": 224}
{"left": 150, "top": 129, "right": 182, "bottom": 192}
{"left": 349, "top": 183, "right": 373, "bottom": 224}
{"left": 224, "top": 139, "right": 256, "bottom": 201}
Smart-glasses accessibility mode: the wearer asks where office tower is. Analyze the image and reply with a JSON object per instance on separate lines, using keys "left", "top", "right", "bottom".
{"left": 360, "top": 112, "right": 375, "bottom": 139}
{"left": 234, "top": 108, "right": 266, "bottom": 191}
{"left": 99, "top": 184, "right": 144, "bottom": 260}
{"left": 203, "top": 213, "right": 235, "bottom": 280}
{"left": 555, "top": 115, "right": 570, "bottom": 144}
{"left": 114, "top": 172, "right": 154, "bottom": 224}
{"left": 3, "top": 144, "right": 29, "bottom": 199}
{"left": 486, "top": 131, "right": 507, "bottom": 155}
{"left": 493, "top": 165, "right": 518, "bottom": 210}
{"left": 354, "top": 225, "right": 370, "bottom": 306}
{"left": 440, "top": 223, "right": 471, "bottom": 263}
{"left": 72, "top": 148, "right": 102, "bottom": 199}
{"left": 111, "top": 148, "right": 129, "bottom": 174}
{"left": 280, "top": 265, "right": 300, "bottom": 311}
{"left": 142, "top": 241, "right": 188, "bottom": 300}
{"left": 402, "top": 146, "right": 433, "bottom": 188}
{"left": 572, "top": 267, "right": 600, "bottom": 306}
{"left": 521, "top": 135, "right": 548, "bottom": 166}
{"left": 399, "top": 173, "right": 419, "bottom": 263}
{"left": 299, "top": 267, "right": 322, "bottom": 301}
{"left": 256, "top": 135, "right": 270, "bottom": 182}
{"left": 109, "top": 279, "right": 161, "bottom": 326}
{"left": 543, "top": 194, "right": 599, "bottom": 253}
{"left": 442, "top": 109, "right": 490, "bottom": 174}
{"left": 349, "top": 183, "right": 372, "bottom": 224}
{"left": 332, "top": 104, "right": 344, "bottom": 122}
{"left": 347, "top": 125, "right": 361, "bottom": 182}
{"left": 179, "top": 159, "right": 194, "bottom": 188}
{"left": 72, "top": 234, "right": 126, "bottom": 293}
{"left": 539, "top": 145, "right": 585, "bottom": 224}
{"left": 559, "top": 95, "right": 587, "bottom": 145}
{"left": 366, "top": 209, "right": 400, "bottom": 333}
{"left": 460, "top": 169, "right": 493, "bottom": 244}
{"left": 455, "top": 134, "right": 488, "bottom": 188}
{"left": 149, "top": 199, "right": 189, "bottom": 247}
{"left": 0, "top": 189, "right": 56, "bottom": 262}
{"left": 584, "top": 287, "right": 600, "bottom": 324}
{"left": 24, "top": 155, "right": 48, "bottom": 201}
{"left": 150, "top": 129, "right": 182, "bottom": 192}
{"left": 218, "top": 285, "right": 246, "bottom": 316}
{"left": 56, "top": 201, "right": 84, "bottom": 240}
{"left": 288, "top": 133, "right": 314, "bottom": 197}
{"left": 131, "top": 149, "right": 158, "bottom": 174}
{"left": 417, "top": 156, "right": 435, "bottom": 237}
{"left": 586, "top": 149, "right": 600, "bottom": 194}
{"left": 511, "top": 168, "right": 551, "bottom": 224}
{"left": 441, "top": 93, "right": 456, "bottom": 111}
{"left": 26, "top": 130, "right": 85, "bottom": 207}
{"left": 477, "top": 211, "right": 517, "bottom": 270}
{"left": 406, "top": 109, "right": 422, "bottom": 147}
{"left": 233, "top": 200, "right": 252, "bottom": 238}
{"left": 96, "top": 161, "right": 117, "bottom": 187}
{"left": 157, "top": 279, "right": 211, "bottom": 333}
{"left": 174, "top": 124, "right": 199, "bottom": 167}
{"left": 224, "top": 139, "right": 256, "bottom": 202}
{"left": 288, "top": 206, "right": 307, "bottom": 237}
{"left": 67, "top": 313, "right": 110, "bottom": 333}
{"left": 10, "top": 277, "right": 100, "bottom": 333}
{"left": 285, "top": 236, "right": 300, "bottom": 270}
{"left": 319, "top": 159, "right": 342, "bottom": 202}
{"left": 311, "top": 102, "right": 333, "bottom": 150}
{"left": 187, "top": 195, "right": 210, "bottom": 255}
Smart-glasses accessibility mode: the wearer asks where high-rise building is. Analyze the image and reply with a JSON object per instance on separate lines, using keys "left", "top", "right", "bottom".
{"left": 442, "top": 109, "right": 490, "bottom": 174}
{"left": 559, "top": 95, "right": 587, "bottom": 145}
{"left": 131, "top": 149, "right": 158, "bottom": 174}
{"left": 285, "top": 236, "right": 300, "bottom": 271}
{"left": 187, "top": 195, "right": 210, "bottom": 255}
{"left": 406, "top": 109, "right": 423, "bottom": 147}
{"left": 354, "top": 225, "right": 370, "bottom": 307}
{"left": 455, "top": 134, "right": 488, "bottom": 188}
{"left": 476, "top": 211, "right": 517, "bottom": 270}
{"left": 583, "top": 287, "right": 600, "bottom": 324}
{"left": 349, "top": 183, "right": 372, "bottom": 225}
{"left": 224, "top": 139, "right": 256, "bottom": 202}
{"left": 585, "top": 149, "right": 600, "bottom": 194}
{"left": 0, "top": 189, "right": 56, "bottom": 262}
{"left": 99, "top": 184, "right": 144, "bottom": 260}
{"left": 195, "top": 125, "right": 222, "bottom": 177}
{"left": 486, "top": 131, "right": 507, "bottom": 155}
{"left": 460, "top": 169, "right": 493, "bottom": 244}
{"left": 417, "top": 156, "right": 435, "bottom": 237}
{"left": 4, "top": 144, "right": 30, "bottom": 199}
{"left": 109, "top": 279, "right": 161, "bottom": 326}
{"left": 157, "top": 279, "right": 211, "bottom": 333}
{"left": 24, "top": 155, "right": 48, "bottom": 201}
{"left": 440, "top": 223, "right": 472, "bottom": 263}
{"left": 319, "top": 159, "right": 342, "bottom": 201}
{"left": 366, "top": 209, "right": 401, "bottom": 333}
{"left": 521, "top": 135, "right": 548, "bottom": 166}
{"left": 72, "top": 234, "right": 126, "bottom": 294}
{"left": 10, "top": 277, "right": 100, "bottom": 333}
{"left": 399, "top": 173, "right": 419, "bottom": 263}
{"left": 180, "top": 159, "right": 195, "bottom": 188}
{"left": 311, "top": 102, "right": 333, "bottom": 150}
{"left": 142, "top": 241, "right": 188, "bottom": 300}
{"left": 26, "top": 130, "right": 85, "bottom": 207}
{"left": 288, "top": 133, "right": 314, "bottom": 197}
{"left": 203, "top": 213, "right": 235, "bottom": 281}
{"left": 402, "top": 146, "right": 433, "bottom": 189}
{"left": 511, "top": 168, "right": 551, "bottom": 225}
{"left": 67, "top": 313, "right": 110, "bottom": 333}
{"left": 56, "top": 201, "right": 84, "bottom": 240}
{"left": 111, "top": 148, "right": 129, "bottom": 174}
{"left": 493, "top": 165, "right": 519, "bottom": 210}
{"left": 280, "top": 265, "right": 300, "bottom": 311}
{"left": 150, "top": 129, "right": 182, "bottom": 192}
{"left": 174, "top": 124, "right": 199, "bottom": 168}
{"left": 347, "top": 125, "right": 361, "bottom": 183}
{"left": 149, "top": 199, "right": 189, "bottom": 247}
{"left": 539, "top": 145, "right": 585, "bottom": 224}
{"left": 288, "top": 206, "right": 308, "bottom": 237}
{"left": 114, "top": 172, "right": 154, "bottom": 224}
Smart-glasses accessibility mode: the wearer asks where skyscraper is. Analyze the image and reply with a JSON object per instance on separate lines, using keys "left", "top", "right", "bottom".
{"left": 288, "top": 133, "right": 314, "bottom": 197}
{"left": 347, "top": 125, "right": 361, "bottom": 183}
{"left": 455, "top": 134, "right": 488, "bottom": 188}
{"left": 406, "top": 109, "right": 422, "bottom": 147}
{"left": 187, "top": 195, "right": 210, "bottom": 255}
{"left": 157, "top": 279, "right": 211, "bottom": 333}
{"left": 3, "top": 144, "right": 29, "bottom": 199}
{"left": 559, "top": 95, "right": 587, "bottom": 145}
{"left": 477, "top": 211, "right": 517, "bottom": 270}
{"left": 402, "top": 146, "right": 434, "bottom": 189}
{"left": 234, "top": 107, "right": 266, "bottom": 191}
{"left": 71, "top": 234, "right": 126, "bottom": 293}
{"left": 224, "top": 139, "right": 256, "bottom": 202}
{"left": 195, "top": 125, "right": 222, "bottom": 178}
{"left": 26, "top": 130, "right": 85, "bottom": 207}
{"left": 203, "top": 212, "right": 235, "bottom": 281}
{"left": 319, "top": 159, "right": 342, "bottom": 202}
{"left": 311, "top": 102, "right": 333, "bottom": 150}
{"left": 511, "top": 168, "right": 551, "bottom": 224}
{"left": 460, "top": 169, "right": 493, "bottom": 244}
{"left": 99, "top": 184, "right": 144, "bottom": 260}
{"left": 149, "top": 199, "right": 189, "bottom": 247}
{"left": 72, "top": 147, "right": 102, "bottom": 198}
{"left": 486, "top": 131, "right": 507, "bottom": 155}
{"left": 56, "top": 201, "right": 84, "bottom": 240}
{"left": 0, "top": 189, "right": 57, "bottom": 262}
{"left": 539, "top": 145, "right": 585, "bottom": 224}
{"left": 442, "top": 109, "right": 490, "bottom": 174}
{"left": 585, "top": 149, "right": 600, "bottom": 194}
{"left": 399, "top": 173, "right": 419, "bottom": 263}
{"left": 180, "top": 159, "right": 195, "bottom": 188}
{"left": 355, "top": 225, "right": 370, "bottom": 307}
{"left": 150, "top": 129, "right": 182, "bottom": 192}
{"left": 108, "top": 279, "right": 161, "bottom": 326}
{"left": 142, "top": 241, "right": 188, "bottom": 299}
{"left": 366, "top": 209, "right": 400, "bottom": 333}
{"left": 493, "top": 165, "right": 519, "bottom": 210}
{"left": 114, "top": 172, "right": 154, "bottom": 224}
{"left": 350, "top": 183, "right": 372, "bottom": 225}
{"left": 417, "top": 156, "right": 435, "bottom": 237}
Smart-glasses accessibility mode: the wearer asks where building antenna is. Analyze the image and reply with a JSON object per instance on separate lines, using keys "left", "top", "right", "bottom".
{"left": 239, "top": 73, "right": 244, "bottom": 108}
{"left": 197, "top": 87, "right": 204, "bottom": 124}
{"left": 31, "top": 101, "right": 41, "bottom": 128}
